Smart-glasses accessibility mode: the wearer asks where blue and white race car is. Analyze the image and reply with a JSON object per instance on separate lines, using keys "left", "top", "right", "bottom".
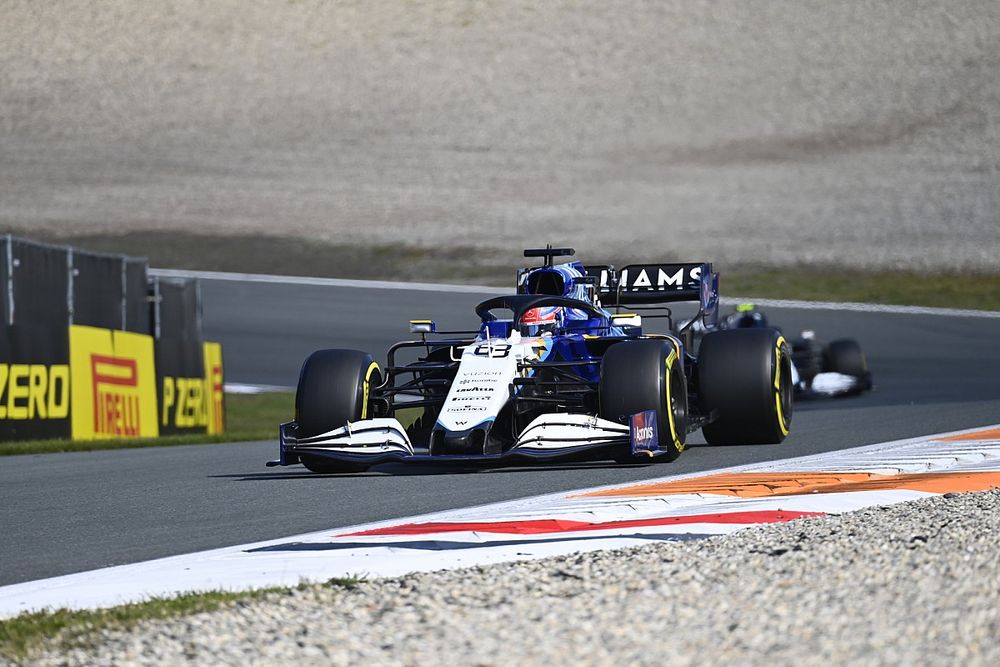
{"left": 270, "top": 247, "right": 795, "bottom": 473}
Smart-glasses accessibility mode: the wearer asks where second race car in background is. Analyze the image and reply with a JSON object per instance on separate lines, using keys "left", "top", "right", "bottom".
{"left": 719, "top": 304, "right": 873, "bottom": 398}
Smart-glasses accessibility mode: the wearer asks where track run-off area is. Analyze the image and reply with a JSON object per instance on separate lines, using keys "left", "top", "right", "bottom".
{"left": 1, "top": 270, "right": 999, "bottom": 608}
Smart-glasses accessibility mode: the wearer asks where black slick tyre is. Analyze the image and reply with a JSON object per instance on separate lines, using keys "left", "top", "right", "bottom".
{"left": 790, "top": 337, "right": 824, "bottom": 387}
{"left": 599, "top": 339, "right": 688, "bottom": 463}
{"left": 824, "top": 338, "right": 872, "bottom": 392}
{"left": 698, "top": 328, "right": 792, "bottom": 445}
{"left": 295, "top": 349, "right": 381, "bottom": 473}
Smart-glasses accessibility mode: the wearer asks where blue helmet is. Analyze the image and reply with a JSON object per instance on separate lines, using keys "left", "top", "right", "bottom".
{"left": 725, "top": 303, "right": 768, "bottom": 329}
{"left": 520, "top": 261, "right": 593, "bottom": 322}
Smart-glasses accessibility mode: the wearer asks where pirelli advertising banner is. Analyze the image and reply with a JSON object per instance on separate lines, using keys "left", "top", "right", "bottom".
{"left": 69, "top": 325, "right": 160, "bottom": 440}
{"left": 156, "top": 338, "right": 225, "bottom": 436}
{"left": 0, "top": 323, "right": 224, "bottom": 442}
{"left": 0, "top": 324, "right": 72, "bottom": 441}
{"left": 203, "top": 342, "right": 225, "bottom": 435}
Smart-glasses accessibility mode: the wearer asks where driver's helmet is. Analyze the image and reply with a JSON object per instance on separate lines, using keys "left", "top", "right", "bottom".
{"left": 521, "top": 305, "right": 563, "bottom": 336}
{"left": 725, "top": 303, "right": 768, "bottom": 329}
{"left": 522, "top": 262, "right": 593, "bottom": 323}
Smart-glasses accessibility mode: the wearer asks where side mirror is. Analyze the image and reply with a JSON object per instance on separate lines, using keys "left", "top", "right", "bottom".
{"left": 409, "top": 319, "right": 436, "bottom": 334}
{"left": 610, "top": 313, "right": 642, "bottom": 328}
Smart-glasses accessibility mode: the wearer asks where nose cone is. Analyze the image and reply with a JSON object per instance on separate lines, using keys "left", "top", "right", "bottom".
{"left": 430, "top": 426, "right": 495, "bottom": 455}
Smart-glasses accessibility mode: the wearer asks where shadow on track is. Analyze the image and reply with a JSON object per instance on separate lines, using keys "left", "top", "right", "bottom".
{"left": 211, "top": 459, "right": 648, "bottom": 481}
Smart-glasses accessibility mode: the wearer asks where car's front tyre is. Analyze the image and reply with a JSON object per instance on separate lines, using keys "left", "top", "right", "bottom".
{"left": 295, "top": 348, "right": 381, "bottom": 473}
{"left": 599, "top": 339, "right": 688, "bottom": 463}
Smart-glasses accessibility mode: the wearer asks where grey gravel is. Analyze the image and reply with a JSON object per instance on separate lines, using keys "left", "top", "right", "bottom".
{"left": 17, "top": 488, "right": 1000, "bottom": 666}
{"left": 2, "top": 1, "right": 999, "bottom": 271}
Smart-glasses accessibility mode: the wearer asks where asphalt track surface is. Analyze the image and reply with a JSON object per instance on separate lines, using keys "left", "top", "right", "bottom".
{"left": 2, "top": 278, "right": 999, "bottom": 587}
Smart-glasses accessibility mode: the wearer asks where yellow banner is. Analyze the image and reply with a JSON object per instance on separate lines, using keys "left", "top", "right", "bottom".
{"left": 0, "top": 364, "right": 70, "bottom": 421}
{"left": 69, "top": 325, "right": 159, "bottom": 440}
{"left": 160, "top": 375, "right": 209, "bottom": 430}
{"left": 203, "top": 342, "right": 225, "bottom": 435}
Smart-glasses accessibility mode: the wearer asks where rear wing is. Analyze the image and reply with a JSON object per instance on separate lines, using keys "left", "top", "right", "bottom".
{"left": 588, "top": 262, "right": 719, "bottom": 313}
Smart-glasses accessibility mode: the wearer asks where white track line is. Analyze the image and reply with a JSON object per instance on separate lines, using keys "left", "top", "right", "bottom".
{"left": 223, "top": 383, "right": 293, "bottom": 394}
{"left": 149, "top": 268, "right": 499, "bottom": 294}
{"left": 150, "top": 268, "right": 1000, "bottom": 318}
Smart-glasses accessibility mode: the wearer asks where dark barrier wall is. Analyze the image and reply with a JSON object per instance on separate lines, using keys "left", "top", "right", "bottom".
{"left": 155, "top": 277, "right": 201, "bottom": 342}
{"left": 0, "top": 324, "right": 71, "bottom": 441}
{"left": 124, "top": 259, "right": 150, "bottom": 335}
{"left": 0, "top": 237, "right": 216, "bottom": 442}
{"left": 9, "top": 239, "right": 70, "bottom": 328}
{"left": 72, "top": 251, "right": 125, "bottom": 330}
{"left": 0, "top": 236, "right": 158, "bottom": 333}
{"left": 0, "top": 239, "right": 9, "bottom": 325}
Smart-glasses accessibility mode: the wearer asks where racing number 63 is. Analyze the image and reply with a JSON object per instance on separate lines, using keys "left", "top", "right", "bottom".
{"left": 474, "top": 344, "right": 512, "bottom": 358}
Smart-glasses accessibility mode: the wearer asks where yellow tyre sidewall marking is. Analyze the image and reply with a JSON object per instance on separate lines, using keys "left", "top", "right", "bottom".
{"left": 361, "top": 361, "right": 380, "bottom": 420}
{"left": 774, "top": 336, "right": 790, "bottom": 436}
{"left": 664, "top": 348, "right": 683, "bottom": 452}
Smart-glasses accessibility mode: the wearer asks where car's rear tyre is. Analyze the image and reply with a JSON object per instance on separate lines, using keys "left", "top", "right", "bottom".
{"left": 599, "top": 339, "right": 688, "bottom": 463}
{"left": 824, "top": 338, "right": 872, "bottom": 392}
{"left": 824, "top": 338, "right": 867, "bottom": 377}
{"left": 698, "top": 328, "right": 792, "bottom": 445}
{"left": 790, "top": 337, "right": 824, "bottom": 387}
{"left": 295, "top": 349, "right": 381, "bottom": 473}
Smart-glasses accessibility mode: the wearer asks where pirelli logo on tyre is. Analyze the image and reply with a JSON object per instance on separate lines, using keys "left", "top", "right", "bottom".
{"left": 69, "top": 325, "right": 159, "bottom": 440}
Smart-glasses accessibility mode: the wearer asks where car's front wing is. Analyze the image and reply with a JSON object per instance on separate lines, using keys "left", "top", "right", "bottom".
{"left": 267, "top": 414, "right": 651, "bottom": 467}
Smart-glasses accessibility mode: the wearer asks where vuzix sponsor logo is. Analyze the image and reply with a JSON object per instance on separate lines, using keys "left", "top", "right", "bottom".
{"left": 0, "top": 364, "right": 71, "bottom": 420}
{"left": 630, "top": 409, "right": 659, "bottom": 454}
{"left": 90, "top": 355, "right": 142, "bottom": 436}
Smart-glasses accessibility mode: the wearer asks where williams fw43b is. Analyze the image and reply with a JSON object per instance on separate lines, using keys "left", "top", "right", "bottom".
{"left": 269, "top": 247, "right": 795, "bottom": 473}
{"left": 718, "top": 304, "right": 873, "bottom": 399}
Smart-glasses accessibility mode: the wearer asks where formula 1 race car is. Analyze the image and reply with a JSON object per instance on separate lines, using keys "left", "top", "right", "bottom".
{"left": 719, "top": 304, "right": 873, "bottom": 398}
{"left": 269, "top": 247, "right": 794, "bottom": 472}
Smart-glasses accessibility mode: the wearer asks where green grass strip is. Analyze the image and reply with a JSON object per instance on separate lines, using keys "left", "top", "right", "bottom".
{"left": 0, "top": 577, "right": 364, "bottom": 661}
{"left": 723, "top": 268, "right": 1000, "bottom": 311}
